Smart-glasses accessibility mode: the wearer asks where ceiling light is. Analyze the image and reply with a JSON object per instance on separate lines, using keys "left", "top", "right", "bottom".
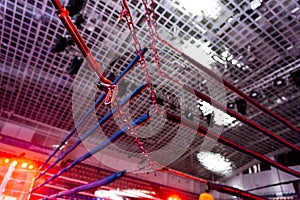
{"left": 226, "top": 17, "right": 233, "bottom": 23}
{"left": 249, "top": 91, "right": 259, "bottom": 99}
{"left": 291, "top": 7, "right": 299, "bottom": 14}
{"left": 198, "top": 100, "right": 239, "bottom": 127}
{"left": 227, "top": 102, "right": 235, "bottom": 109}
{"left": 273, "top": 77, "right": 285, "bottom": 87}
{"left": 275, "top": 96, "right": 288, "bottom": 104}
{"left": 21, "top": 162, "right": 28, "bottom": 168}
{"left": 226, "top": 54, "right": 233, "bottom": 61}
{"left": 12, "top": 160, "right": 18, "bottom": 165}
{"left": 197, "top": 100, "right": 213, "bottom": 116}
{"left": 197, "top": 151, "right": 232, "bottom": 175}
{"left": 221, "top": 50, "right": 230, "bottom": 58}
{"left": 241, "top": 65, "right": 250, "bottom": 71}
{"left": 250, "top": 0, "right": 262, "bottom": 10}
{"left": 179, "top": 0, "right": 222, "bottom": 20}
{"left": 231, "top": 59, "right": 238, "bottom": 65}
{"left": 212, "top": 55, "right": 226, "bottom": 64}
{"left": 281, "top": 96, "right": 287, "bottom": 101}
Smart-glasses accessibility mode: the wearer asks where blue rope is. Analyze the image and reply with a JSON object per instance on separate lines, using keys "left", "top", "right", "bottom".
{"left": 43, "top": 171, "right": 126, "bottom": 200}
{"left": 38, "top": 48, "right": 148, "bottom": 171}
{"left": 31, "top": 113, "right": 150, "bottom": 192}
{"left": 35, "top": 83, "right": 147, "bottom": 180}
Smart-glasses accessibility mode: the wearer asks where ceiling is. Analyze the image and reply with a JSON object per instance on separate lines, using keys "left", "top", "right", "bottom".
{"left": 0, "top": 0, "right": 299, "bottom": 182}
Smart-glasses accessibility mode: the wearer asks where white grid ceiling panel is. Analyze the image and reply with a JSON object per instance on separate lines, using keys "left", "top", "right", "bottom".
{"left": 0, "top": 0, "right": 299, "bottom": 181}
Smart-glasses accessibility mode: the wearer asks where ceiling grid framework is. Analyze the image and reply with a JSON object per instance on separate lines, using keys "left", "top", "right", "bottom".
{"left": 0, "top": 0, "right": 299, "bottom": 181}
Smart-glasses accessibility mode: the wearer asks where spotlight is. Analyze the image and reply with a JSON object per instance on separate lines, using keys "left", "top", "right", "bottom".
{"left": 235, "top": 98, "right": 247, "bottom": 115}
{"left": 50, "top": 35, "right": 74, "bottom": 53}
{"left": 12, "top": 160, "right": 18, "bottom": 165}
{"left": 249, "top": 91, "right": 259, "bottom": 99}
{"left": 66, "top": 0, "right": 87, "bottom": 17}
{"left": 4, "top": 158, "right": 9, "bottom": 164}
{"left": 227, "top": 102, "right": 235, "bottom": 109}
{"left": 273, "top": 77, "right": 286, "bottom": 87}
{"left": 21, "top": 162, "right": 28, "bottom": 168}
{"left": 28, "top": 165, "right": 34, "bottom": 170}
{"left": 67, "top": 56, "right": 84, "bottom": 75}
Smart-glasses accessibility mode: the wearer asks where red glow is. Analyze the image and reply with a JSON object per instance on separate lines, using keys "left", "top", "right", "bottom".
{"left": 168, "top": 195, "right": 181, "bottom": 200}
{"left": 12, "top": 160, "right": 18, "bottom": 165}
{"left": 22, "top": 162, "right": 28, "bottom": 168}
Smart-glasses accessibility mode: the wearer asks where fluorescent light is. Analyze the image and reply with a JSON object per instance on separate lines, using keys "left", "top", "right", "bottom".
{"left": 231, "top": 59, "right": 238, "bottom": 65}
{"left": 197, "top": 151, "right": 232, "bottom": 175}
{"left": 179, "top": 0, "right": 222, "bottom": 20}
{"left": 250, "top": 0, "right": 262, "bottom": 10}
{"left": 197, "top": 100, "right": 239, "bottom": 127}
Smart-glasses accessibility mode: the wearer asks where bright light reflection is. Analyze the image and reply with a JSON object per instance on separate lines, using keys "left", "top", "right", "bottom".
{"left": 197, "top": 100, "right": 239, "bottom": 127}
{"left": 179, "top": 0, "right": 222, "bottom": 20}
{"left": 197, "top": 151, "right": 232, "bottom": 175}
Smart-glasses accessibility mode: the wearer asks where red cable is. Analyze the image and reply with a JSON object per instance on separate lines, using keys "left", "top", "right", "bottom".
{"left": 164, "top": 111, "right": 300, "bottom": 178}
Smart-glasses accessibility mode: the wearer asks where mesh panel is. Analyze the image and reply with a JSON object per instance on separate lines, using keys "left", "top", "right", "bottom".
{"left": 0, "top": 0, "right": 299, "bottom": 181}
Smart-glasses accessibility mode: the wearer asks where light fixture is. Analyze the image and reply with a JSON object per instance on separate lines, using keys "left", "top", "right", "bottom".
{"left": 231, "top": 59, "right": 239, "bottom": 65}
{"left": 212, "top": 55, "right": 226, "bottom": 64}
{"left": 273, "top": 77, "right": 286, "bottom": 87}
{"left": 197, "top": 151, "right": 232, "bottom": 175}
{"left": 226, "top": 17, "right": 233, "bottom": 23}
{"left": 221, "top": 50, "right": 230, "bottom": 58}
{"left": 168, "top": 195, "right": 181, "bottom": 200}
{"left": 28, "top": 165, "right": 34, "bottom": 170}
{"left": 197, "top": 100, "right": 213, "bottom": 116}
{"left": 249, "top": 90, "right": 259, "bottom": 99}
{"left": 235, "top": 98, "right": 247, "bottom": 115}
{"left": 250, "top": 0, "right": 262, "bottom": 10}
{"left": 241, "top": 65, "right": 250, "bottom": 72}
{"left": 178, "top": 0, "right": 222, "bottom": 20}
{"left": 66, "top": 0, "right": 87, "bottom": 17}
{"left": 12, "top": 160, "right": 18, "bottom": 165}
{"left": 21, "top": 162, "right": 28, "bottom": 168}
{"left": 227, "top": 102, "right": 235, "bottom": 109}
{"left": 4, "top": 158, "right": 9, "bottom": 164}
{"left": 198, "top": 100, "right": 239, "bottom": 127}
